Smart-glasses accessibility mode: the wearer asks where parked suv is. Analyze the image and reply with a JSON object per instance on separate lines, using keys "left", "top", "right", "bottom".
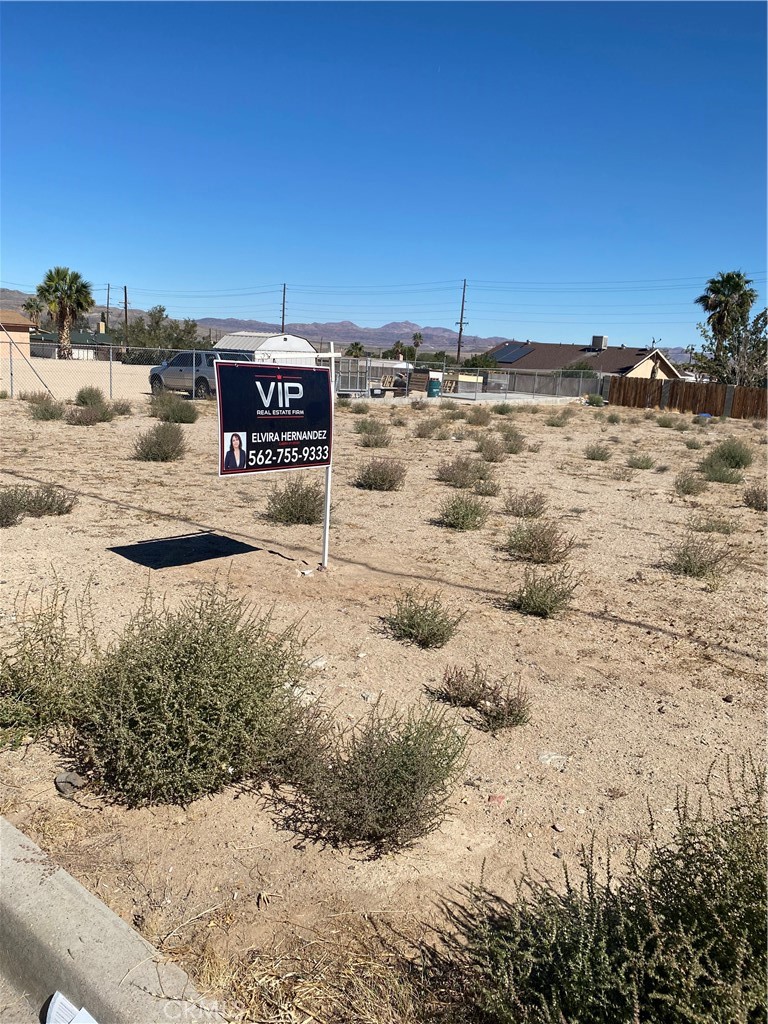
{"left": 149, "top": 350, "right": 253, "bottom": 398}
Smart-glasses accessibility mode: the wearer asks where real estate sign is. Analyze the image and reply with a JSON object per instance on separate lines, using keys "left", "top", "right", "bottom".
{"left": 216, "top": 362, "right": 333, "bottom": 476}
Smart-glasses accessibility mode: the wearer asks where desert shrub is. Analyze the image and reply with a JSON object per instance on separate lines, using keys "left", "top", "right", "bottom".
{"left": 150, "top": 393, "right": 199, "bottom": 423}
{"left": 390, "top": 412, "right": 408, "bottom": 427}
{"left": 414, "top": 416, "right": 441, "bottom": 438}
{"left": 674, "top": 469, "right": 708, "bottom": 496}
{"left": 355, "top": 458, "right": 406, "bottom": 491}
{"left": 504, "top": 489, "right": 548, "bottom": 518}
{"left": 584, "top": 443, "right": 611, "bottom": 461}
{"left": 66, "top": 403, "right": 114, "bottom": 426}
{"left": 358, "top": 422, "right": 392, "bottom": 448}
{"left": 694, "top": 413, "right": 714, "bottom": 427}
{"left": 504, "top": 520, "right": 573, "bottom": 564}
{"left": 75, "top": 590, "right": 308, "bottom": 806}
{"left": 410, "top": 398, "right": 428, "bottom": 410}
{"left": 354, "top": 416, "right": 382, "bottom": 435}
{"left": 466, "top": 406, "right": 492, "bottom": 426}
{"left": 438, "top": 494, "right": 490, "bottom": 531}
{"left": 437, "top": 664, "right": 531, "bottom": 733}
{"left": 19, "top": 390, "right": 51, "bottom": 404}
{"left": 626, "top": 453, "right": 654, "bottom": 469}
{"left": 700, "top": 460, "right": 744, "bottom": 484}
{"left": 544, "top": 411, "right": 571, "bottom": 428}
{"left": 586, "top": 393, "right": 604, "bottom": 407}
{"left": 437, "top": 455, "right": 493, "bottom": 489}
{"left": 491, "top": 402, "right": 515, "bottom": 416}
{"left": 704, "top": 438, "right": 753, "bottom": 469}
{"left": 350, "top": 401, "right": 369, "bottom": 414}
{"left": 0, "top": 485, "right": 77, "bottom": 528}
{"left": 507, "top": 565, "right": 578, "bottom": 617}
{"left": 111, "top": 398, "right": 132, "bottom": 416}
{"left": 266, "top": 475, "right": 325, "bottom": 524}
{"left": 29, "top": 393, "right": 65, "bottom": 420}
{"left": 476, "top": 434, "right": 507, "bottom": 463}
{"left": 474, "top": 477, "right": 500, "bottom": 497}
{"left": 527, "top": 440, "right": 542, "bottom": 453}
{"left": 665, "top": 532, "right": 732, "bottom": 582}
{"left": 441, "top": 405, "right": 467, "bottom": 420}
{"left": 688, "top": 512, "right": 738, "bottom": 535}
{"left": 292, "top": 703, "right": 467, "bottom": 854}
{"left": 434, "top": 426, "right": 453, "bottom": 441}
{"left": 133, "top": 422, "right": 187, "bottom": 462}
{"left": 0, "top": 587, "right": 86, "bottom": 746}
{"left": 743, "top": 484, "right": 768, "bottom": 512}
{"left": 75, "top": 385, "right": 107, "bottom": 408}
{"left": 336, "top": 396, "right": 351, "bottom": 409}
{"left": 606, "top": 411, "right": 621, "bottom": 424}
{"left": 657, "top": 414, "right": 676, "bottom": 428}
{"left": 430, "top": 762, "right": 766, "bottom": 1024}
{"left": 384, "top": 588, "right": 463, "bottom": 648}
{"left": 673, "top": 419, "right": 690, "bottom": 432}
{"left": 685, "top": 437, "right": 703, "bottom": 450}
{"left": 499, "top": 424, "right": 526, "bottom": 454}
{"left": 0, "top": 390, "right": 7, "bottom": 400}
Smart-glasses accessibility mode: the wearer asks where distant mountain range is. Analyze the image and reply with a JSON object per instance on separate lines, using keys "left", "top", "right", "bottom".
{"left": 0, "top": 287, "right": 692, "bottom": 363}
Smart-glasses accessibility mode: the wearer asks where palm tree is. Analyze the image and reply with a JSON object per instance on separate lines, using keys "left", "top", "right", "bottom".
{"left": 21, "top": 297, "right": 44, "bottom": 328}
{"left": 36, "top": 267, "right": 94, "bottom": 358}
{"left": 344, "top": 342, "right": 366, "bottom": 358}
{"left": 695, "top": 271, "right": 758, "bottom": 358}
{"left": 412, "top": 332, "right": 423, "bottom": 363}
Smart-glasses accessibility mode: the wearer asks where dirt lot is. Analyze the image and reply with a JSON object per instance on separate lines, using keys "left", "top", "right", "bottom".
{"left": 0, "top": 394, "right": 765, "bottom": 1011}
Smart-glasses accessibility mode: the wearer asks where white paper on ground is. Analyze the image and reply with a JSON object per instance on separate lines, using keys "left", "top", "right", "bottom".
{"left": 47, "top": 991, "right": 99, "bottom": 1024}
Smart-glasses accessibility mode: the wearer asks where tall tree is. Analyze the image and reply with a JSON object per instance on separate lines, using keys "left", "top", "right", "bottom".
{"left": 695, "top": 271, "right": 758, "bottom": 359}
{"left": 693, "top": 308, "right": 767, "bottom": 388}
{"left": 412, "top": 331, "right": 423, "bottom": 362}
{"left": 36, "top": 267, "right": 94, "bottom": 358}
{"left": 21, "top": 297, "right": 44, "bottom": 327}
{"left": 344, "top": 342, "right": 366, "bottom": 357}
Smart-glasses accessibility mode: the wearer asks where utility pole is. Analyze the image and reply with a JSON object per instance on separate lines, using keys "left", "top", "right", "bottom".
{"left": 281, "top": 283, "right": 286, "bottom": 333}
{"left": 455, "top": 278, "right": 468, "bottom": 363}
{"left": 105, "top": 284, "right": 110, "bottom": 332}
{"left": 123, "top": 286, "right": 128, "bottom": 346}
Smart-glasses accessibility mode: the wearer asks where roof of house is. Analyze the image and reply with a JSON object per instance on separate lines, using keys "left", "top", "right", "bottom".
{"left": 488, "top": 339, "right": 681, "bottom": 377}
{"left": 214, "top": 331, "right": 316, "bottom": 354}
{"left": 0, "top": 309, "right": 35, "bottom": 328}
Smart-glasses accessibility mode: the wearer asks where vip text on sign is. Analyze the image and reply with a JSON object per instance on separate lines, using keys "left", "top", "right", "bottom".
{"left": 216, "top": 362, "right": 333, "bottom": 476}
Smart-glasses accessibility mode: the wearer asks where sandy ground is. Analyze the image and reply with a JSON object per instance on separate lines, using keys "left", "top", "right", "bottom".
{"left": 0, "top": 395, "right": 765, "bottom": 1000}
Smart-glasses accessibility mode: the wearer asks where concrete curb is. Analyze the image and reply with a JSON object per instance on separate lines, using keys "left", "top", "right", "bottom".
{"left": 0, "top": 817, "right": 225, "bottom": 1024}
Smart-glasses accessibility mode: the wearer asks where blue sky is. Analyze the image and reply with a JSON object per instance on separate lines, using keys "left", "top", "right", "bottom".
{"left": 1, "top": 1, "right": 765, "bottom": 348}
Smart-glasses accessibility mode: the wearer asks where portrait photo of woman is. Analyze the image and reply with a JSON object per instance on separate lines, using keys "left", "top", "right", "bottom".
{"left": 223, "top": 431, "right": 247, "bottom": 470}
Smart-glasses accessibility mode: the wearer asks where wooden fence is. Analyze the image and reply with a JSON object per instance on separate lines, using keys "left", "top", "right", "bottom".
{"left": 608, "top": 376, "right": 766, "bottom": 420}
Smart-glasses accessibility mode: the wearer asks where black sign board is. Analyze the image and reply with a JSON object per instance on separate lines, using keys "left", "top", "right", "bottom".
{"left": 216, "top": 362, "right": 333, "bottom": 476}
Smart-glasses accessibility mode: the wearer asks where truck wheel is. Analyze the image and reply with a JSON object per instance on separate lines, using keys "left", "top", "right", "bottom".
{"left": 150, "top": 375, "right": 164, "bottom": 394}
{"left": 194, "top": 377, "right": 211, "bottom": 398}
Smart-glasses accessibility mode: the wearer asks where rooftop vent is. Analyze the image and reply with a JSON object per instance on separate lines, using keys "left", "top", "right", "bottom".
{"left": 591, "top": 335, "right": 608, "bottom": 351}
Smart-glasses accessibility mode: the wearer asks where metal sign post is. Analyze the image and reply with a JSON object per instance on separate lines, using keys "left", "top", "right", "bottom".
{"left": 216, "top": 361, "right": 334, "bottom": 567}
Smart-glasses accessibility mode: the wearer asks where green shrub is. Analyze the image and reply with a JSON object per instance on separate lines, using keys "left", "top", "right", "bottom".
{"left": 674, "top": 469, "right": 708, "bottom": 496}
{"left": 336, "top": 396, "right": 351, "bottom": 409}
{"left": 474, "top": 477, "right": 500, "bottom": 497}
{"left": 384, "top": 588, "right": 463, "bottom": 648}
{"left": 504, "top": 520, "right": 574, "bottom": 563}
{"left": 688, "top": 512, "right": 737, "bottom": 535}
{"left": 491, "top": 402, "right": 515, "bottom": 415}
{"left": 390, "top": 412, "right": 408, "bottom": 427}
{"left": 111, "top": 398, "right": 132, "bottom": 416}
{"left": 150, "top": 393, "right": 199, "bottom": 423}
{"left": 437, "top": 456, "right": 493, "bottom": 489}
{"left": 704, "top": 438, "right": 753, "bottom": 469}
{"left": 657, "top": 414, "right": 676, "bottom": 428}
{"left": 355, "top": 458, "right": 406, "bottom": 491}
{"left": 700, "top": 461, "right": 744, "bottom": 484}
{"left": 350, "top": 401, "right": 369, "bottom": 414}
{"left": 544, "top": 411, "right": 572, "bottom": 428}
{"left": 430, "top": 762, "right": 766, "bottom": 1023}
{"left": 476, "top": 434, "right": 507, "bottom": 463}
{"left": 441, "top": 404, "right": 467, "bottom": 420}
{"left": 606, "top": 411, "right": 621, "bottom": 424}
{"left": 66, "top": 403, "right": 114, "bottom": 426}
{"left": 0, "top": 485, "right": 76, "bottom": 528}
{"left": 586, "top": 393, "right": 604, "bottom": 407}
{"left": 498, "top": 424, "right": 526, "bottom": 454}
{"left": 507, "top": 566, "right": 578, "bottom": 617}
{"left": 353, "top": 416, "right": 381, "bottom": 435}
{"left": 358, "top": 422, "right": 391, "bottom": 447}
{"left": 414, "top": 416, "right": 441, "bottom": 438}
{"left": 626, "top": 453, "right": 654, "bottom": 470}
{"left": 75, "top": 590, "right": 308, "bottom": 806}
{"left": 685, "top": 438, "right": 703, "bottom": 450}
{"left": 504, "top": 489, "right": 548, "bottom": 518}
{"left": 29, "top": 393, "right": 65, "bottom": 420}
{"left": 0, "top": 390, "right": 7, "bottom": 400}
{"left": 665, "top": 532, "right": 732, "bottom": 582}
{"left": 292, "top": 703, "right": 467, "bottom": 854}
{"left": 266, "top": 475, "right": 325, "bottom": 524}
{"left": 133, "top": 422, "right": 187, "bottom": 462}
{"left": 437, "top": 664, "right": 531, "bottom": 734}
{"left": 743, "top": 484, "right": 768, "bottom": 512}
{"left": 437, "top": 494, "right": 490, "bottom": 531}
{"left": 584, "top": 443, "right": 611, "bottom": 461}
{"left": 75, "top": 385, "right": 108, "bottom": 407}
{"left": 673, "top": 419, "right": 690, "bottom": 432}
{"left": 466, "top": 406, "right": 492, "bottom": 426}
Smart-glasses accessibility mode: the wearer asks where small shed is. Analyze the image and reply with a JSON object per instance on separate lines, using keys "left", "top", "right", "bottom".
{"left": 214, "top": 332, "right": 317, "bottom": 368}
{"left": 0, "top": 309, "right": 34, "bottom": 358}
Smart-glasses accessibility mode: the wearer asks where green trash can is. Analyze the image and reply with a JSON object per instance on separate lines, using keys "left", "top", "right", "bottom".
{"left": 427, "top": 378, "right": 442, "bottom": 399}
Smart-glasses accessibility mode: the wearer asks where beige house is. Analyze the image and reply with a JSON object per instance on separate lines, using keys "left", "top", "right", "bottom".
{"left": 0, "top": 309, "right": 34, "bottom": 358}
